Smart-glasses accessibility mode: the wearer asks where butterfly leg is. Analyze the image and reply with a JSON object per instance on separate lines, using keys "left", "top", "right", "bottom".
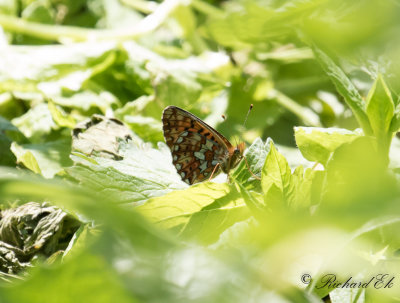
{"left": 208, "top": 162, "right": 220, "bottom": 182}
{"left": 243, "top": 156, "right": 261, "bottom": 180}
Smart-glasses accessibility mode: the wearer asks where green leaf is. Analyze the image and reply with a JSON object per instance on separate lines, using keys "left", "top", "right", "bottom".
{"left": 21, "top": 0, "right": 54, "bottom": 28}
{"left": 294, "top": 127, "right": 361, "bottom": 166}
{"left": 11, "top": 139, "right": 72, "bottom": 178}
{"left": 0, "top": 167, "right": 176, "bottom": 252}
{"left": 389, "top": 103, "right": 400, "bottom": 133}
{"left": 67, "top": 141, "right": 187, "bottom": 205}
{"left": 11, "top": 103, "right": 57, "bottom": 141}
{"left": 0, "top": 42, "right": 121, "bottom": 112}
{"left": 261, "top": 142, "right": 292, "bottom": 210}
{"left": 0, "top": 41, "right": 117, "bottom": 87}
{"left": 366, "top": 74, "right": 395, "bottom": 157}
{"left": 322, "top": 136, "right": 398, "bottom": 223}
{"left": 206, "top": 0, "right": 328, "bottom": 48}
{"left": 62, "top": 224, "right": 93, "bottom": 261}
{"left": 178, "top": 202, "right": 249, "bottom": 245}
{"left": 366, "top": 75, "right": 394, "bottom": 133}
{"left": 68, "top": 115, "right": 186, "bottom": 204}
{"left": 0, "top": 115, "right": 25, "bottom": 166}
{"left": 137, "top": 182, "right": 229, "bottom": 224}
{"left": 47, "top": 101, "right": 76, "bottom": 128}
{"left": 290, "top": 165, "right": 324, "bottom": 209}
{"left": 235, "top": 182, "right": 267, "bottom": 220}
{"left": 310, "top": 45, "right": 373, "bottom": 135}
{"left": 137, "top": 182, "right": 250, "bottom": 244}
{"left": 0, "top": 251, "right": 136, "bottom": 303}
{"left": 261, "top": 141, "right": 324, "bottom": 211}
{"left": 231, "top": 137, "right": 271, "bottom": 190}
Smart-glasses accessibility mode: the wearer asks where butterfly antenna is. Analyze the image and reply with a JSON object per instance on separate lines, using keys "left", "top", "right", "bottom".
{"left": 240, "top": 104, "right": 260, "bottom": 180}
{"left": 237, "top": 104, "right": 253, "bottom": 146}
{"left": 243, "top": 104, "right": 253, "bottom": 128}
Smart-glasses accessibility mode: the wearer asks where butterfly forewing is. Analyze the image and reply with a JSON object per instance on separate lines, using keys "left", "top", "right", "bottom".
{"left": 162, "top": 106, "right": 234, "bottom": 185}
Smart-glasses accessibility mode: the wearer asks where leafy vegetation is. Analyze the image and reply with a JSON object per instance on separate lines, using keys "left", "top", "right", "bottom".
{"left": 0, "top": 0, "right": 400, "bottom": 302}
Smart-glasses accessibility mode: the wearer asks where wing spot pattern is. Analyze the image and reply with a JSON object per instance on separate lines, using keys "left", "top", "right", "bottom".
{"left": 194, "top": 151, "right": 205, "bottom": 160}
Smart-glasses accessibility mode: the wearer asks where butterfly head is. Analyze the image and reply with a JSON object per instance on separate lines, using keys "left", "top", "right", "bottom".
{"left": 230, "top": 142, "right": 245, "bottom": 168}
{"left": 235, "top": 142, "right": 245, "bottom": 158}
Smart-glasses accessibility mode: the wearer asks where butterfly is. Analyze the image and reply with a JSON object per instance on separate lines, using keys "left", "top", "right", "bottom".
{"left": 162, "top": 106, "right": 245, "bottom": 185}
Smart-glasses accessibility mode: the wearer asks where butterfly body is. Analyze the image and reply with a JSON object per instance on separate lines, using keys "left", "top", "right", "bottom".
{"left": 162, "top": 106, "right": 245, "bottom": 185}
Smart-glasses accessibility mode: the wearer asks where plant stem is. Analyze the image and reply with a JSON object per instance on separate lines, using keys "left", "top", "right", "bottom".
{"left": 0, "top": 0, "right": 183, "bottom": 43}
{"left": 270, "top": 89, "right": 322, "bottom": 127}
{"left": 0, "top": 14, "right": 92, "bottom": 42}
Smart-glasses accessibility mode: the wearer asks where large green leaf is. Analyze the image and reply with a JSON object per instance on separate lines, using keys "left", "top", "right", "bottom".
{"left": 322, "top": 137, "right": 399, "bottom": 226}
{"left": 294, "top": 127, "right": 361, "bottom": 166}
{"left": 0, "top": 251, "right": 136, "bottom": 303}
{"left": 137, "top": 182, "right": 250, "bottom": 244}
{"left": 67, "top": 141, "right": 187, "bottom": 205}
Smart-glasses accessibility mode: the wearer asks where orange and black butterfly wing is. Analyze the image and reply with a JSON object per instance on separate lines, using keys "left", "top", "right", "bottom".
{"left": 162, "top": 106, "right": 232, "bottom": 185}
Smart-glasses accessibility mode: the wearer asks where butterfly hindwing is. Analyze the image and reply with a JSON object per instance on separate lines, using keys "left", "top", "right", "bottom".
{"left": 173, "top": 132, "right": 224, "bottom": 184}
{"left": 162, "top": 106, "right": 231, "bottom": 184}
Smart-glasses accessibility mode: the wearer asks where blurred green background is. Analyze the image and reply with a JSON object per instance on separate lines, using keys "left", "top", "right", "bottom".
{"left": 1, "top": 0, "right": 400, "bottom": 302}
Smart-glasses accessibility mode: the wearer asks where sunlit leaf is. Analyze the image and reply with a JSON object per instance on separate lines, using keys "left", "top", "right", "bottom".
{"left": 366, "top": 74, "right": 395, "bottom": 158}
{"left": 231, "top": 137, "right": 271, "bottom": 190}
{"left": 137, "top": 182, "right": 250, "bottom": 244}
{"left": 67, "top": 140, "right": 187, "bottom": 205}
{"left": 294, "top": 126, "right": 361, "bottom": 166}
{"left": 48, "top": 101, "right": 76, "bottom": 129}
{"left": 310, "top": 45, "right": 373, "bottom": 135}
{"left": 11, "top": 139, "right": 72, "bottom": 178}
{"left": 261, "top": 142, "right": 292, "bottom": 210}
{"left": 11, "top": 103, "right": 57, "bottom": 141}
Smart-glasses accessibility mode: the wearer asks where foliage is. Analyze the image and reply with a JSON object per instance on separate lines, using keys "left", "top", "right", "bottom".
{"left": 0, "top": 0, "right": 400, "bottom": 302}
